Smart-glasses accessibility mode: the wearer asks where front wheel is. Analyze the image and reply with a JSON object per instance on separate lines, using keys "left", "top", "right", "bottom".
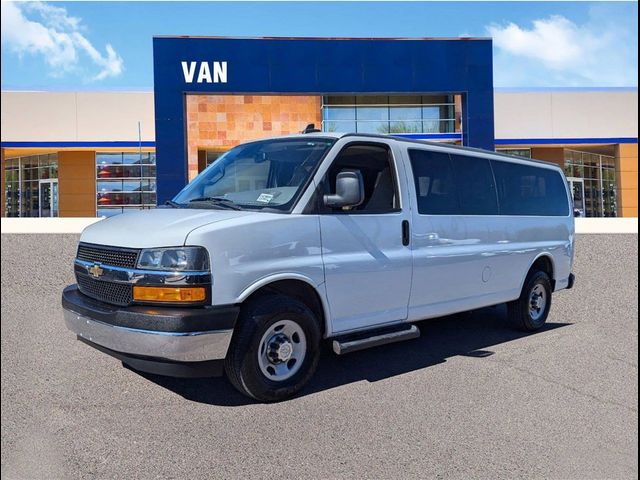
{"left": 224, "top": 294, "right": 321, "bottom": 402}
{"left": 508, "top": 270, "right": 553, "bottom": 331}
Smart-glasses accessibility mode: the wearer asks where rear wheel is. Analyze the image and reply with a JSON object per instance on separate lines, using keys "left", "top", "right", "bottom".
{"left": 224, "top": 294, "right": 321, "bottom": 402}
{"left": 508, "top": 270, "right": 553, "bottom": 331}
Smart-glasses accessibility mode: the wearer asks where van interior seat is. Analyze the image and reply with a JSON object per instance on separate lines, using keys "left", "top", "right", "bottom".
{"left": 365, "top": 167, "right": 395, "bottom": 211}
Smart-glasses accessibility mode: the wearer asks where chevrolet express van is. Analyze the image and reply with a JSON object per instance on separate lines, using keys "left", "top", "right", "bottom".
{"left": 62, "top": 132, "right": 575, "bottom": 402}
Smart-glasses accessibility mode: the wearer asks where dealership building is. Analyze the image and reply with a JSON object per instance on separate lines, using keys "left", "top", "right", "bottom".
{"left": 1, "top": 37, "right": 637, "bottom": 218}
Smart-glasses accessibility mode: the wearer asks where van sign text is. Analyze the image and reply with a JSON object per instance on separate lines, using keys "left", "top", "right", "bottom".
{"left": 181, "top": 61, "right": 227, "bottom": 84}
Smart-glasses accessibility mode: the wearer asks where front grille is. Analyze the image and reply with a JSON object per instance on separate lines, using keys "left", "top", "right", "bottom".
{"left": 77, "top": 274, "right": 133, "bottom": 306}
{"left": 77, "top": 243, "right": 139, "bottom": 269}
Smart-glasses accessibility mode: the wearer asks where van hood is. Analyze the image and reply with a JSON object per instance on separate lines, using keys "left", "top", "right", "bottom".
{"left": 80, "top": 208, "right": 255, "bottom": 248}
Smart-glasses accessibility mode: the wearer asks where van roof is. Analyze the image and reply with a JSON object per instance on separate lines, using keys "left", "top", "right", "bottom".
{"left": 288, "top": 131, "right": 563, "bottom": 169}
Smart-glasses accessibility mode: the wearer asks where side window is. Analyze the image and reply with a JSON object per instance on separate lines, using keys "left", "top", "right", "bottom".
{"left": 491, "top": 160, "right": 570, "bottom": 216}
{"left": 409, "top": 149, "right": 459, "bottom": 215}
{"left": 450, "top": 154, "right": 499, "bottom": 215}
{"left": 322, "top": 143, "right": 398, "bottom": 213}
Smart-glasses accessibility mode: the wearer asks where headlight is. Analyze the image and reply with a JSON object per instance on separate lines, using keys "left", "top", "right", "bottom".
{"left": 137, "top": 246, "right": 209, "bottom": 271}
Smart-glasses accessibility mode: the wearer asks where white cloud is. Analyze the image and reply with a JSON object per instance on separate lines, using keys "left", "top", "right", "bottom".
{"left": 1, "top": 1, "right": 123, "bottom": 81}
{"left": 486, "top": 10, "right": 637, "bottom": 87}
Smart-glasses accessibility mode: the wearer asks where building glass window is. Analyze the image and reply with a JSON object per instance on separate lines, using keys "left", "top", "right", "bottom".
{"left": 322, "top": 95, "right": 458, "bottom": 135}
{"left": 3, "top": 153, "right": 58, "bottom": 217}
{"left": 96, "top": 152, "right": 156, "bottom": 217}
{"left": 564, "top": 149, "right": 617, "bottom": 217}
{"left": 206, "top": 150, "right": 224, "bottom": 167}
{"left": 496, "top": 148, "right": 532, "bottom": 159}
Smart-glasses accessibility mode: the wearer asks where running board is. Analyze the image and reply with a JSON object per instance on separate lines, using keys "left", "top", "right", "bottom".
{"left": 332, "top": 324, "right": 420, "bottom": 355}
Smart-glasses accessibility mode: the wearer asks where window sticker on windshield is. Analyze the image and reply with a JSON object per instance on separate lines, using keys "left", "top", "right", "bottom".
{"left": 257, "top": 193, "right": 274, "bottom": 203}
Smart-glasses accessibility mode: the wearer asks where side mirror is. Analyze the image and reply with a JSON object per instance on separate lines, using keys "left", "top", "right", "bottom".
{"left": 324, "top": 169, "right": 365, "bottom": 209}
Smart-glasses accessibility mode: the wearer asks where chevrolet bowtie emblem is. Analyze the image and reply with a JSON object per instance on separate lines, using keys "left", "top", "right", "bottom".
{"left": 88, "top": 264, "right": 104, "bottom": 278}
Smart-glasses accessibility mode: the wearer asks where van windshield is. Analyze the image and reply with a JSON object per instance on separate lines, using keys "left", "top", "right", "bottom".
{"left": 173, "top": 138, "right": 335, "bottom": 211}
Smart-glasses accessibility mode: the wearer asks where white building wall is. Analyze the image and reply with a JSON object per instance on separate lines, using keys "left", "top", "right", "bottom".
{"left": 1, "top": 92, "right": 79, "bottom": 142}
{"left": 1, "top": 89, "right": 638, "bottom": 144}
{"left": 1, "top": 91, "right": 155, "bottom": 142}
{"left": 494, "top": 90, "right": 638, "bottom": 141}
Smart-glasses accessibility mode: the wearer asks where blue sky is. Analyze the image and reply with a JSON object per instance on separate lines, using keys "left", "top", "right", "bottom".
{"left": 1, "top": 1, "right": 637, "bottom": 90}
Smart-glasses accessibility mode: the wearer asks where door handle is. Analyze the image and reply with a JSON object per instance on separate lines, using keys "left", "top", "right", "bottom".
{"left": 402, "top": 220, "right": 410, "bottom": 246}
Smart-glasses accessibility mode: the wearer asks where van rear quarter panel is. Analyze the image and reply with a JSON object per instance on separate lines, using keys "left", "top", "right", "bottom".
{"left": 408, "top": 213, "right": 573, "bottom": 322}
{"left": 499, "top": 215, "right": 574, "bottom": 289}
{"left": 185, "top": 213, "right": 325, "bottom": 308}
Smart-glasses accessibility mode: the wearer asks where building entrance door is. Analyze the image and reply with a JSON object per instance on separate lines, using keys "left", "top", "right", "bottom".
{"left": 568, "top": 177, "right": 585, "bottom": 217}
{"left": 39, "top": 179, "right": 59, "bottom": 217}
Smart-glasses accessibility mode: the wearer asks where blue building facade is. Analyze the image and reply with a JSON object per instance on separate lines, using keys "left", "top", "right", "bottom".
{"left": 153, "top": 36, "right": 495, "bottom": 203}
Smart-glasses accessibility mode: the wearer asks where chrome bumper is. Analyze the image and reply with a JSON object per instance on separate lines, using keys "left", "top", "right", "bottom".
{"left": 63, "top": 307, "right": 233, "bottom": 362}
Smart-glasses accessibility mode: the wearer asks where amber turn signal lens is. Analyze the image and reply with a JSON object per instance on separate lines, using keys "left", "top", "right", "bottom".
{"left": 133, "top": 286, "right": 206, "bottom": 303}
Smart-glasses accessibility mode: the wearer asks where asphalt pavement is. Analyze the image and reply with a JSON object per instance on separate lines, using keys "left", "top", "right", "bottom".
{"left": 1, "top": 234, "right": 638, "bottom": 479}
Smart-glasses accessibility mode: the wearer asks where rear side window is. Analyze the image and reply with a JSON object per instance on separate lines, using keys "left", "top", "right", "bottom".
{"left": 491, "top": 160, "right": 570, "bottom": 216}
{"left": 409, "top": 149, "right": 459, "bottom": 215}
{"left": 450, "top": 154, "right": 499, "bottom": 215}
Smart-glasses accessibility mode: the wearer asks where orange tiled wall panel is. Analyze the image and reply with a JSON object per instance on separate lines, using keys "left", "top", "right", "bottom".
{"left": 58, "top": 151, "right": 97, "bottom": 217}
{"left": 616, "top": 143, "right": 638, "bottom": 217}
{"left": 186, "top": 94, "right": 322, "bottom": 180}
{"left": 530, "top": 147, "right": 565, "bottom": 168}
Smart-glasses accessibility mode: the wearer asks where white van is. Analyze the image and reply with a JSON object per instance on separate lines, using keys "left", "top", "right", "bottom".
{"left": 63, "top": 132, "right": 575, "bottom": 402}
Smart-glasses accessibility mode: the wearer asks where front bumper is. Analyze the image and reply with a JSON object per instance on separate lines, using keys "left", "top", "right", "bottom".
{"left": 62, "top": 285, "right": 240, "bottom": 374}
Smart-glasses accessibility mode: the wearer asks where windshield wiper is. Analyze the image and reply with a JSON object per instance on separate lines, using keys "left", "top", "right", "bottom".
{"left": 165, "top": 200, "right": 182, "bottom": 208}
{"left": 187, "top": 197, "right": 243, "bottom": 210}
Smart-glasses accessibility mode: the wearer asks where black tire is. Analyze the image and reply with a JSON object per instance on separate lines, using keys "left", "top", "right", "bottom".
{"left": 508, "top": 270, "right": 553, "bottom": 331}
{"left": 224, "top": 294, "right": 321, "bottom": 402}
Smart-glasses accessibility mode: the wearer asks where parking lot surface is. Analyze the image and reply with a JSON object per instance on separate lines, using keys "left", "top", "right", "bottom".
{"left": 1, "top": 234, "right": 638, "bottom": 479}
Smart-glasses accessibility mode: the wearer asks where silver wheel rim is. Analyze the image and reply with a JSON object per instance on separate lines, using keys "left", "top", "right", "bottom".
{"left": 258, "top": 320, "right": 307, "bottom": 382}
{"left": 529, "top": 284, "right": 547, "bottom": 321}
